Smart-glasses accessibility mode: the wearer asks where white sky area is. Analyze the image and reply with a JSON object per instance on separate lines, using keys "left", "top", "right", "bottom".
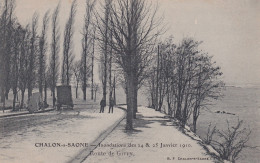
{"left": 12, "top": 0, "right": 260, "bottom": 87}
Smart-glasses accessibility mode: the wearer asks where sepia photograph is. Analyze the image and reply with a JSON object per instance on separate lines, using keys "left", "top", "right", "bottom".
{"left": 0, "top": 0, "right": 259, "bottom": 162}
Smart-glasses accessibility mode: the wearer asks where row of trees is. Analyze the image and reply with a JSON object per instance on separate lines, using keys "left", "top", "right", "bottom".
{"left": 0, "top": 0, "right": 96, "bottom": 111}
{"left": 147, "top": 37, "right": 224, "bottom": 133}
{"left": 0, "top": 0, "right": 36, "bottom": 111}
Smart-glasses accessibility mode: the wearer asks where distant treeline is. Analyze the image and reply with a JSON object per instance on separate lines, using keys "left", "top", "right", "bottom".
{"left": 0, "top": 0, "right": 96, "bottom": 111}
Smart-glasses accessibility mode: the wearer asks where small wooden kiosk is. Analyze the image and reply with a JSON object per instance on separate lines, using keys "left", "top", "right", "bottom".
{"left": 56, "top": 85, "right": 74, "bottom": 110}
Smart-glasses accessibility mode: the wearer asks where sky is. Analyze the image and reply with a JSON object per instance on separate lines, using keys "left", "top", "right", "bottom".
{"left": 12, "top": 0, "right": 260, "bottom": 87}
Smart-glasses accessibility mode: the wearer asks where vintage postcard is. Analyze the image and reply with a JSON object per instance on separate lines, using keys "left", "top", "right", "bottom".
{"left": 0, "top": 0, "right": 259, "bottom": 162}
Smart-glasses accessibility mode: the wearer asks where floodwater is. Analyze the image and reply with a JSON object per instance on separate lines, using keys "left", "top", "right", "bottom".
{"left": 129, "top": 86, "right": 260, "bottom": 162}
{"left": 196, "top": 87, "right": 260, "bottom": 163}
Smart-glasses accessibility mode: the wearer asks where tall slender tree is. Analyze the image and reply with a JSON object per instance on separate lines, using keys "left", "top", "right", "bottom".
{"left": 62, "top": 0, "right": 77, "bottom": 85}
{"left": 81, "top": 0, "right": 96, "bottom": 100}
{"left": 108, "top": 29, "right": 113, "bottom": 107}
{"left": 91, "top": 27, "right": 96, "bottom": 100}
{"left": 49, "top": 4, "right": 60, "bottom": 107}
{"left": 27, "top": 13, "right": 38, "bottom": 99}
{"left": 10, "top": 24, "right": 21, "bottom": 111}
{"left": 18, "top": 25, "right": 30, "bottom": 110}
{"left": 95, "top": 0, "right": 112, "bottom": 105}
{"left": 38, "top": 10, "right": 50, "bottom": 99}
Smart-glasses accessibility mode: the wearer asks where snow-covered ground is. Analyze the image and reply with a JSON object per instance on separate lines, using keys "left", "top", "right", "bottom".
{"left": 0, "top": 106, "right": 125, "bottom": 163}
{"left": 84, "top": 106, "right": 218, "bottom": 163}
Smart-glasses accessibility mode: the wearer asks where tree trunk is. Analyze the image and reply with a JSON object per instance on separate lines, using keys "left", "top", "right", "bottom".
{"left": 108, "top": 53, "right": 112, "bottom": 108}
{"left": 102, "top": 77, "right": 107, "bottom": 106}
{"left": 150, "top": 92, "right": 154, "bottom": 108}
{"left": 20, "top": 90, "right": 25, "bottom": 111}
{"left": 173, "top": 98, "right": 177, "bottom": 118}
{"left": 5, "top": 90, "right": 9, "bottom": 100}
{"left": 193, "top": 105, "right": 199, "bottom": 133}
{"left": 94, "top": 90, "right": 97, "bottom": 102}
{"left": 44, "top": 80, "right": 47, "bottom": 104}
{"left": 101, "top": 0, "right": 109, "bottom": 106}
{"left": 1, "top": 88, "right": 5, "bottom": 112}
{"left": 102, "top": 49, "right": 108, "bottom": 105}
{"left": 52, "top": 87, "right": 56, "bottom": 107}
{"left": 181, "top": 98, "right": 189, "bottom": 128}
{"left": 155, "top": 45, "right": 160, "bottom": 111}
{"left": 91, "top": 34, "right": 94, "bottom": 100}
{"left": 66, "top": 53, "right": 69, "bottom": 85}
{"left": 113, "top": 75, "right": 116, "bottom": 105}
{"left": 91, "top": 84, "right": 93, "bottom": 100}
{"left": 28, "top": 85, "right": 32, "bottom": 100}
{"left": 193, "top": 116, "right": 197, "bottom": 133}
{"left": 83, "top": 85, "right": 86, "bottom": 100}
{"left": 1, "top": 89, "right": 4, "bottom": 103}
{"left": 12, "top": 90, "right": 17, "bottom": 111}
{"left": 39, "top": 82, "right": 43, "bottom": 98}
{"left": 125, "top": 89, "right": 128, "bottom": 105}
{"left": 83, "top": 44, "right": 87, "bottom": 100}
{"left": 133, "top": 84, "right": 138, "bottom": 119}
{"left": 176, "top": 86, "right": 182, "bottom": 120}
{"left": 158, "top": 97, "right": 163, "bottom": 112}
{"left": 126, "top": 73, "right": 134, "bottom": 130}
{"left": 76, "top": 83, "right": 78, "bottom": 99}
{"left": 167, "top": 98, "right": 172, "bottom": 116}
{"left": 39, "top": 69, "right": 43, "bottom": 97}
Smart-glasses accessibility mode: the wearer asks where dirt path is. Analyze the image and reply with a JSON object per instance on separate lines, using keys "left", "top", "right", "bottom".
{"left": 84, "top": 106, "right": 217, "bottom": 163}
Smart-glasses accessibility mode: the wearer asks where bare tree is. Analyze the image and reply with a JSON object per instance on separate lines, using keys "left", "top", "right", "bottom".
{"left": 91, "top": 27, "right": 96, "bottom": 100}
{"left": 95, "top": 0, "right": 112, "bottom": 105}
{"left": 18, "top": 25, "right": 30, "bottom": 110}
{"left": 192, "top": 54, "right": 224, "bottom": 133}
{"left": 49, "top": 3, "right": 60, "bottom": 107}
{"left": 212, "top": 119, "right": 254, "bottom": 163}
{"left": 155, "top": 45, "right": 159, "bottom": 111}
{"left": 108, "top": 29, "right": 113, "bottom": 109}
{"left": 204, "top": 122, "right": 216, "bottom": 145}
{"left": 62, "top": 0, "right": 77, "bottom": 85}
{"left": 38, "top": 10, "right": 50, "bottom": 101}
{"left": 82, "top": 0, "right": 96, "bottom": 100}
{"left": 27, "top": 13, "right": 39, "bottom": 99}
{"left": 96, "top": 0, "right": 161, "bottom": 129}
{"left": 162, "top": 38, "right": 177, "bottom": 116}
{"left": 156, "top": 44, "right": 167, "bottom": 112}
{"left": 10, "top": 24, "right": 21, "bottom": 111}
